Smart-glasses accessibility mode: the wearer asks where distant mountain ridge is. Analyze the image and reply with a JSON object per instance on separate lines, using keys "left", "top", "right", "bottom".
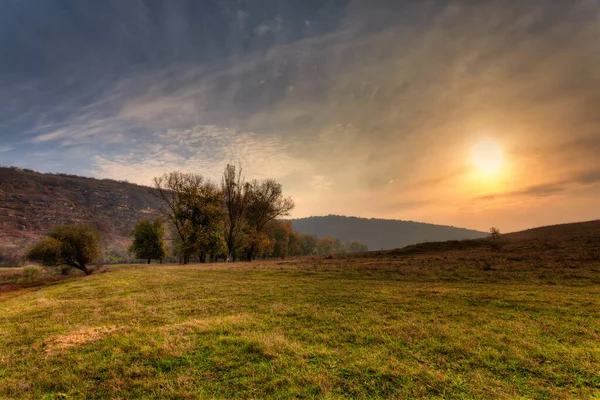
{"left": 291, "top": 215, "right": 487, "bottom": 250}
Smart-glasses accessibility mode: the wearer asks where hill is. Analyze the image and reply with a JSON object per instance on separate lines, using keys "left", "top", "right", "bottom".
{"left": 0, "top": 166, "right": 163, "bottom": 263}
{"left": 0, "top": 167, "right": 488, "bottom": 264}
{"left": 374, "top": 220, "right": 600, "bottom": 269}
{"left": 291, "top": 215, "right": 486, "bottom": 250}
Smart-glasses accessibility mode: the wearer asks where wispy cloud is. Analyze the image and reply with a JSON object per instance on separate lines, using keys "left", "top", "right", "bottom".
{"left": 2, "top": 0, "right": 599, "bottom": 230}
{"left": 89, "top": 124, "right": 313, "bottom": 187}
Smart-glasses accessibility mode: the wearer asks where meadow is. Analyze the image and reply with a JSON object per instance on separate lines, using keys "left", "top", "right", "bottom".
{"left": 1, "top": 226, "right": 600, "bottom": 399}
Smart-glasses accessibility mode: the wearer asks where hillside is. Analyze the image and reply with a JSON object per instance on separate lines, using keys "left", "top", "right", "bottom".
{"left": 0, "top": 167, "right": 490, "bottom": 264}
{"left": 0, "top": 167, "right": 163, "bottom": 263}
{"left": 292, "top": 215, "right": 486, "bottom": 250}
{"left": 379, "top": 219, "right": 600, "bottom": 265}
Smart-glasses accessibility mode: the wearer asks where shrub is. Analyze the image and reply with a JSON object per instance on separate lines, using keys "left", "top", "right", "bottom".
{"left": 26, "top": 224, "right": 102, "bottom": 275}
{"left": 488, "top": 227, "right": 502, "bottom": 251}
{"left": 21, "top": 265, "right": 42, "bottom": 283}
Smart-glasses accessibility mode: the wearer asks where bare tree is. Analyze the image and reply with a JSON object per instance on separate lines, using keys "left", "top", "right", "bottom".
{"left": 221, "top": 164, "right": 248, "bottom": 262}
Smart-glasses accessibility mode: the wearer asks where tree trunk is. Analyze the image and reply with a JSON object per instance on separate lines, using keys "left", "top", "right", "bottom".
{"left": 246, "top": 244, "right": 255, "bottom": 262}
{"left": 72, "top": 263, "right": 91, "bottom": 275}
{"left": 147, "top": 258, "right": 151, "bottom": 264}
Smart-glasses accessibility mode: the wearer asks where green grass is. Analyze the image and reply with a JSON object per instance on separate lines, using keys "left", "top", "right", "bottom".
{"left": 1, "top": 252, "right": 600, "bottom": 399}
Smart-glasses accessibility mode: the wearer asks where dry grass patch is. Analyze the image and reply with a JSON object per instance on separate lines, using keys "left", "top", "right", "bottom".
{"left": 44, "top": 325, "right": 126, "bottom": 355}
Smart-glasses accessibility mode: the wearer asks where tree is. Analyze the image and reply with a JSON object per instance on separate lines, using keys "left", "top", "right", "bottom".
{"left": 26, "top": 223, "right": 102, "bottom": 275}
{"left": 244, "top": 179, "right": 295, "bottom": 260}
{"left": 333, "top": 238, "right": 347, "bottom": 254}
{"left": 153, "top": 172, "right": 203, "bottom": 263}
{"left": 180, "top": 180, "right": 224, "bottom": 262}
{"left": 300, "top": 234, "right": 317, "bottom": 256}
{"left": 317, "top": 236, "right": 335, "bottom": 255}
{"left": 348, "top": 240, "right": 369, "bottom": 253}
{"left": 221, "top": 164, "right": 248, "bottom": 262}
{"left": 153, "top": 172, "right": 223, "bottom": 264}
{"left": 488, "top": 227, "right": 502, "bottom": 251}
{"left": 267, "top": 220, "right": 292, "bottom": 259}
{"left": 489, "top": 227, "right": 501, "bottom": 240}
{"left": 129, "top": 218, "right": 167, "bottom": 264}
{"left": 288, "top": 231, "right": 302, "bottom": 257}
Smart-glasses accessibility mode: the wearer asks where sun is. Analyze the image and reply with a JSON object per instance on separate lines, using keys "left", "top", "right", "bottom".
{"left": 472, "top": 139, "right": 503, "bottom": 175}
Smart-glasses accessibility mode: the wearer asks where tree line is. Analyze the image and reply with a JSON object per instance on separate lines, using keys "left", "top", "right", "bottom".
{"left": 129, "top": 217, "right": 369, "bottom": 264}
{"left": 25, "top": 163, "right": 369, "bottom": 273}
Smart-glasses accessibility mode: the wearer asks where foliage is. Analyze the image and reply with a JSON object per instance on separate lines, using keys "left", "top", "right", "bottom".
{"left": 25, "top": 237, "right": 63, "bottom": 267}
{"left": 129, "top": 218, "right": 167, "bottom": 263}
{"left": 20, "top": 265, "right": 42, "bottom": 283}
{"left": 266, "top": 220, "right": 292, "bottom": 259}
{"left": 243, "top": 179, "right": 295, "bottom": 260}
{"left": 26, "top": 223, "right": 102, "bottom": 275}
{"left": 153, "top": 172, "right": 224, "bottom": 263}
{"left": 300, "top": 234, "right": 318, "bottom": 256}
{"left": 333, "top": 238, "right": 347, "bottom": 254}
{"left": 348, "top": 240, "right": 369, "bottom": 253}
{"left": 317, "top": 236, "right": 335, "bottom": 255}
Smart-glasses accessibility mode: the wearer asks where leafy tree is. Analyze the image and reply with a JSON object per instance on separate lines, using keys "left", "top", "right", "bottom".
{"left": 26, "top": 223, "right": 102, "bottom": 275}
{"left": 348, "top": 240, "right": 369, "bottom": 253}
{"left": 317, "top": 236, "right": 335, "bottom": 255}
{"left": 129, "top": 218, "right": 167, "bottom": 264}
{"left": 153, "top": 172, "right": 223, "bottom": 264}
{"left": 180, "top": 180, "right": 224, "bottom": 262}
{"left": 266, "top": 220, "right": 292, "bottom": 259}
{"left": 244, "top": 179, "right": 294, "bottom": 261}
{"left": 333, "top": 238, "right": 347, "bottom": 254}
{"left": 287, "top": 231, "right": 302, "bottom": 257}
{"left": 300, "top": 234, "right": 317, "bottom": 256}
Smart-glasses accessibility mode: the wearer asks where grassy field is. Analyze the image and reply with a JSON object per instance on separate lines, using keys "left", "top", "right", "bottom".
{"left": 1, "top": 225, "right": 600, "bottom": 399}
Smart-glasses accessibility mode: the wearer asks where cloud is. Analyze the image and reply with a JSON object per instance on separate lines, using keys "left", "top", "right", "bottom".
{"left": 89, "top": 124, "right": 312, "bottom": 186}
{"left": 32, "top": 130, "right": 67, "bottom": 143}
{"left": 476, "top": 168, "right": 600, "bottom": 201}
{"left": 2, "top": 0, "right": 599, "bottom": 230}
{"left": 254, "top": 15, "right": 284, "bottom": 36}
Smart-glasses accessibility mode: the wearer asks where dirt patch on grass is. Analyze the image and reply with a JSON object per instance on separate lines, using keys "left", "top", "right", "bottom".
{"left": 45, "top": 325, "right": 126, "bottom": 355}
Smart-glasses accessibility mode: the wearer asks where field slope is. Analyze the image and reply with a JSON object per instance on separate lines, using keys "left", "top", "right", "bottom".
{"left": 1, "top": 221, "right": 599, "bottom": 399}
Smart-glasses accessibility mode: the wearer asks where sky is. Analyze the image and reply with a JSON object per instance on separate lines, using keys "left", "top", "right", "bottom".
{"left": 1, "top": 0, "right": 599, "bottom": 232}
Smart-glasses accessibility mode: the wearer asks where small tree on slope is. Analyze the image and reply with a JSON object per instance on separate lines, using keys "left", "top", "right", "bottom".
{"left": 26, "top": 223, "right": 102, "bottom": 275}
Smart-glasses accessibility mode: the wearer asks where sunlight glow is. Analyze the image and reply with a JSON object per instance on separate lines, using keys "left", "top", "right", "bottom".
{"left": 472, "top": 139, "right": 503, "bottom": 175}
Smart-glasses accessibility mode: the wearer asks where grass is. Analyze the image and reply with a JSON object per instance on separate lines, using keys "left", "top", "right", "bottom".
{"left": 1, "top": 234, "right": 600, "bottom": 399}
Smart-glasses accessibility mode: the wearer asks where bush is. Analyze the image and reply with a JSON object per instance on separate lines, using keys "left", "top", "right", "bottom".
{"left": 26, "top": 223, "right": 102, "bottom": 275}
{"left": 26, "top": 237, "right": 63, "bottom": 267}
{"left": 488, "top": 227, "right": 502, "bottom": 251}
{"left": 21, "top": 265, "right": 42, "bottom": 283}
